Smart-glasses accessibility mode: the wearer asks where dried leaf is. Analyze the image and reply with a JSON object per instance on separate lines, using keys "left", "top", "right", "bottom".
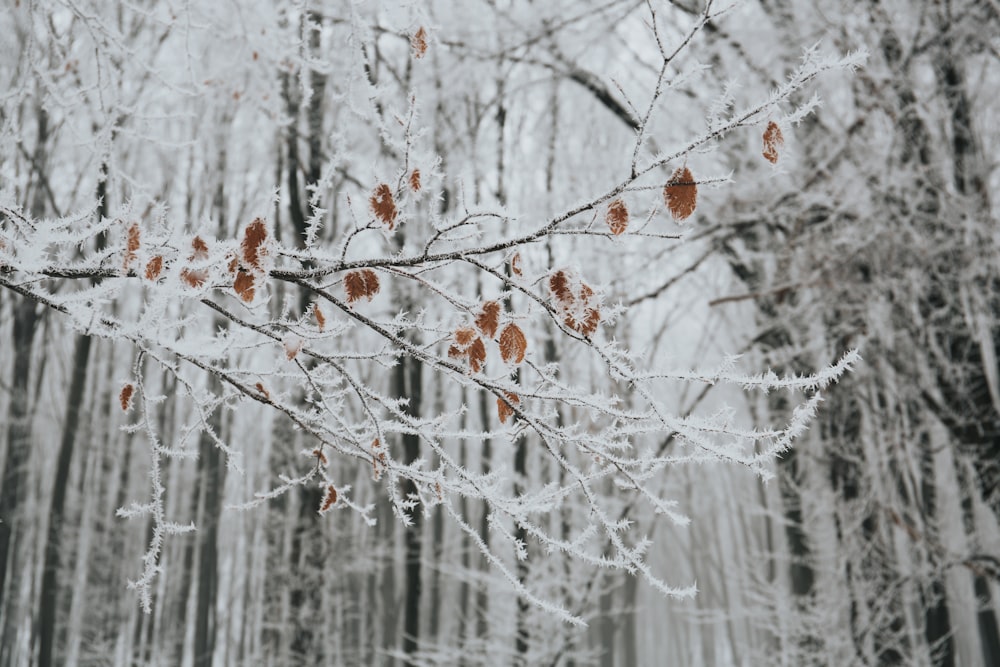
{"left": 372, "top": 439, "right": 386, "bottom": 480}
{"left": 370, "top": 183, "right": 398, "bottom": 229}
{"left": 510, "top": 252, "right": 523, "bottom": 277}
{"left": 409, "top": 168, "right": 421, "bottom": 192}
{"left": 313, "top": 448, "right": 328, "bottom": 466}
{"left": 345, "top": 269, "right": 380, "bottom": 303}
{"left": 498, "top": 324, "right": 527, "bottom": 365}
{"left": 241, "top": 218, "right": 268, "bottom": 270}
{"left": 313, "top": 303, "right": 326, "bottom": 332}
{"left": 411, "top": 27, "right": 428, "bottom": 59}
{"left": 255, "top": 382, "right": 270, "bottom": 400}
{"left": 283, "top": 334, "right": 304, "bottom": 361}
{"left": 475, "top": 301, "right": 501, "bottom": 339}
{"left": 548, "top": 270, "right": 573, "bottom": 305}
{"left": 234, "top": 269, "right": 255, "bottom": 302}
{"left": 606, "top": 199, "right": 629, "bottom": 235}
{"left": 119, "top": 383, "right": 135, "bottom": 412}
{"left": 455, "top": 327, "right": 477, "bottom": 346}
{"left": 468, "top": 337, "right": 487, "bottom": 373}
{"left": 581, "top": 307, "right": 601, "bottom": 336}
{"left": 180, "top": 268, "right": 207, "bottom": 288}
{"left": 664, "top": 166, "right": 697, "bottom": 221}
{"left": 124, "top": 222, "right": 140, "bottom": 270}
{"left": 762, "top": 121, "right": 784, "bottom": 164}
{"left": 497, "top": 391, "right": 520, "bottom": 424}
{"left": 190, "top": 236, "right": 209, "bottom": 260}
{"left": 319, "top": 484, "right": 338, "bottom": 512}
{"left": 144, "top": 256, "right": 163, "bottom": 281}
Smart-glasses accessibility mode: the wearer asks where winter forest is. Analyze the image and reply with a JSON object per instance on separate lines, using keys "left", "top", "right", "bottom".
{"left": 1, "top": 0, "right": 998, "bottom": 665}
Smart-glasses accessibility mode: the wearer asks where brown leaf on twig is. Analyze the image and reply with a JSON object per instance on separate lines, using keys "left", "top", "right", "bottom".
{"left": 234, "top": 269, "right": 255, "bottom": 302}
{"left": 498, "top": 324, "right": 527, "bottom": 365}
{"left": 475, "top": 301, "right": 501, "bottom": 339}
{"left": 319, "top": 484, "right": 338, "bottom": 512}
{"left": 548, "top": 270, "right": 573, "bottom": 305}
{"left": 606, "top": 199, "right": 629, "bottom": 235}
{"left": 255, "top": 382, "right": 270, "bottom": 400}
{"left": 119, "top": 383, "right": 134, "bottom": 412}
{"left": 283, "top": 334, "right": 303, "bottom": 361}
{"left": 409, "top": 169, "right": 421, "bottom": 192}
{"left": 344, "top": 269, "right": 380, "bottom": 303}
{"left": 510, "top": 252, "right": 523, "bottom": 277}
{"left": 664, "top": 166, "right": 697, "bottom": 221}
{"left": 190, "top": 236, "right": 209, "bottom": 260}
{"left": 497, "top": 391, "right": 519, "bottom": 424}
{"left": 468, "top": 337, "right": 487, "bottom": 373}
{"left": 241, "top": 218, "right": 268, "bottom": 270}
{"left": 180, "top": 268, "right": 207, "bottom": 288}
{"left": 313, "top": 303, "right": 326, "bottom": 332}
{"left": 411, "top": 27, "right": 428, "bottom": 59}
{"left": 124, "top": 223, "right": 140, "bottom": 270}
{"left": 370, "top": 183, "right": 398, "bottom": 229}
{"left": 762, "top": 121, "right": 784, "bottom": 164}
{"left": 144, "top": 256, "right": 163, "bottom": 281}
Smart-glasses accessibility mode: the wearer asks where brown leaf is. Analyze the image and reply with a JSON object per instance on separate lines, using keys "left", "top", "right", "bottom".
{"left": 664, "top": 166, "right": 697, "bottom": 221}
{"left": 124, "top": 222, "right": 140, "bottom": 270}
{"left": 145, "top": 256, "right": 163, "bottom": 281}
{"left": 190, "top": 236, "right": 209, "bottom": 260}
{"left": 313, "top": 448, "right": 328, "bottom": 466}
{"left": 119, "top": 383, "right": 135, "bottom": 412}
{"left": 241, "top": 218, "right": 268, "bottom": 270}
{"left": 548, "top": 270, "right": 573, "bottom": 305}
{"left": 498, "top": 324, "right": 527, "bottom": 365}
{"left": 762, "top": 121, "right": 784, "bottom": 164}
{"left": 411, "top": 27, "right": 428, "bottom": 59}
{"left": 475, "top": 301, "right": 501, "bottom": 339}
{"left": 344, "top": 269, "right": 380, "bottom": 303}
{"left": 255, "top": 382, "right": 270, "bottom": 400}
{"left": 581, "top": 307, "right": 601, "bottom": 336}
{"left": 234, "top": 269, "right": 255, "bottom": 302}
{"left": 497, "top": 391, "right": 520, "bottom": 424}
{"left": 468, "top": 337, "right": 487, "bottom": 373}
{"left": 370, "top": 183, "right": 398, "bottom": 229}
{"left": 180, "top": 268, "right": 207, "bottom": 288}
{"left": 283, "top": 334, "right": 303, "bottom": 361}
{"left": 510, "top": 252, "right": 523, "bottom": 277}
{"left": 409, "top": 168, "right": 421, "bottom": 192}
{"left": 454, "top": 327, "right": 477, "bottom": 347}
{"left": 319, "top": 484, "right": 338, "bottom": 512}
{"left": 313, "top": 303, "right": 326, "bottom": 332}
{"left": 606, "top": 199, "right": 629, "bottom": 235}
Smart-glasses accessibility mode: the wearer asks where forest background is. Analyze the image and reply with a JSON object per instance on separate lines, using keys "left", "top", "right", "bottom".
{"left": 1, "top": 1, "right": 999, "bottom": 666}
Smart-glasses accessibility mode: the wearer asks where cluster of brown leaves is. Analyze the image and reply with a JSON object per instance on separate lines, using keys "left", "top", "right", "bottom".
{"left": 762, "top": 121, "right": 784, "bottom": 164}
{"left": 664, "top": 166, "right": 697, "bottom": 221}
{"left": 231, "top": 219, "right": 270, "bottom": 302}
{"left": 497, "top": 391, "right": 520, "bottom": 424}
{"left": 370, "top": 183, "right": 398, "bottom": 229}
{"left": 344, "top": 269, "right": 380, "bottom": 303}
{"left": 372, "top": 438, "right": 387, "bottom": 481}
{"left": 411, "top": 27, "right": 428, "bottom": 59}
{"left": 180, "top": 236, "right": 210, "bottom": 288}
{"left": 119, "top": 383, "right": 134, "bottom": 412}
{"left": 123, "top": 222, "right": 140, "bottom": 271}
{"left": 606, "top": 199, "right": 629, "bottom": 235}
{"left": 549, "top": 269, "right": 601, "bottom": 336}
{"left": 448, "top": 327, "right": 487, "bottom": 373}
{"left": 319, "top": 484, "right": 338, "bottom": 513}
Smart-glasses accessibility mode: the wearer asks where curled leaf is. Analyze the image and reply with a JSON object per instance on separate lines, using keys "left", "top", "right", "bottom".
{"left": 510, "top": 252, "right": 523, "bottom": 277}
{"left": 409, "top": 168, "right": 421, "bottom": 192}
{"left": 313, "top": 303, "right": 326, "bottom": 332}
{"left": 762, "top": 121, "right": 784, "bottom": 164}
{"left": 124, "top": 222, "right": 140, "bottom": 271}
{"left": 319, "top": 484, "right": 338, "bottom": 513}
{"left": 255, "top": 382, "right": 270, "bottom": 400}
{"left": 664, "top": 166, "right": 697, "bottom": 221}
